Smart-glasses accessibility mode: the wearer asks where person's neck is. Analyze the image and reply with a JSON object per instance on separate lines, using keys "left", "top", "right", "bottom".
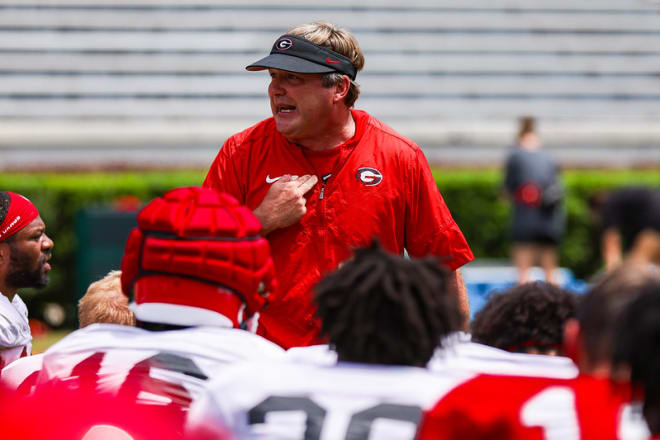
{"left": 0, "top": 284, "right": 17, "bottom": 302}
{"left": 629, "top": 230, "right": 660, "bottom": 268}
{"left": 296, "top": 109, "right": 355, "bottom": 151}
{"left": 518, "top": 133, "right": 541, "bottom": 151}
{"left": 578, "top": 359, "right": 611, "bottom": 378}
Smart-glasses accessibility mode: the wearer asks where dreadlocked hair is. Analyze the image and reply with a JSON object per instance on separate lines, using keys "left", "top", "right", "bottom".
{"left": 471, "top": 281, "right": 577, "bottom": 355}
{"left": 612, "top": 281, "right": 660, "bottom": 434}
{"left": 314, "top": 242, "right": 461, "bottom": 366}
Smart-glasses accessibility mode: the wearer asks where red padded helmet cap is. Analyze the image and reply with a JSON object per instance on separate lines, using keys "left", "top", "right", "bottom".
{"left": 120, "top": 187, "right": 276, "bottom": 326}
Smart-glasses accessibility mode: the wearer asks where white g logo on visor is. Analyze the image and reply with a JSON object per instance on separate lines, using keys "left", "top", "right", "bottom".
{"left": 276, "top": 38, "right": 293, "bottom": 50}
{"left": 356, "top": 167, "right": 383, "bottom": 186}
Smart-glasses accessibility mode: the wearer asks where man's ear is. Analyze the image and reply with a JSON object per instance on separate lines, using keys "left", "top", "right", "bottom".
{"left": 333, "top": 75, "right": 351, "bottom": 103}
{"left": 0, "top": 242, "right": 9, "bottom": 271}
{"left": 563, "top": 318, "right": 582, "bottom": 365}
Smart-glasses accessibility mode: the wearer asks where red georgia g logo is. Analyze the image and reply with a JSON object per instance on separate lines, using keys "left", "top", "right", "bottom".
{"left": 276, "top": 38, "right": 293, "bottom": 50}
{"left": 356, "top": 167, "right": 383, "bottom": 186}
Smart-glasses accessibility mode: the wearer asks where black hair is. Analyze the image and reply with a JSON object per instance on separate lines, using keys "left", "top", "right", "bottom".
{"left": 0, "top": 192, "right": 16, "bottom": 243}
{"left": 577, "top": 266, "right": 655, "bottom": 368}
{"left": 0, "top": 192, "right": 9, "bottom": 224}
{"left": 314, "top": 242, "right": 461, "bottom": 366}
{"left": 471, "top": 281, "right": 577, "bottom": 355}
{"left": 136, "top": 320, "right": 191, "bottom": 332}
{"left": 612, "top": 282, "right": 660, "bottom": 434}
{"left": 518, "top": 116, "right": 536, "bottom": 139}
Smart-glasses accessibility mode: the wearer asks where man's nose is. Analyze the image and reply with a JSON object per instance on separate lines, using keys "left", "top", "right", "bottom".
{"left": 269, "top": 78, "right": 285, "bottom": 95}
{"left": 42, "top": 234, "right": 54, "bottom": 250}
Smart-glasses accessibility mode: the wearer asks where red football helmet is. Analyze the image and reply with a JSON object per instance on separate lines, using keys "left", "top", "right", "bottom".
{"left": 121, "top": 187, "right": 276, "bottom": 329}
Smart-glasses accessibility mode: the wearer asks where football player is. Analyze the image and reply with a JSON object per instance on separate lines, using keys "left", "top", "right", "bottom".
{"left": 187, "top": 242, "right": 474, "bottom": 439}
{"left": 470, "top": 281, "right": 577, "bottom": 356}
{"left": 30, "top": 187, "right": 285, "bottom": 433}
{"left": 1, "top": 269, "right": 135, "bottom": 395}
{"left": 418, "top": 264, "right": 659, "bottom": 440}
{"left": 286, "top": 281, "right": 579, "bottom": 379}
{"left": 613, "top": 281, "right": 660, "bottom": 439}
{"left": 0, "top": 191, "right": 53, "bottom": 369}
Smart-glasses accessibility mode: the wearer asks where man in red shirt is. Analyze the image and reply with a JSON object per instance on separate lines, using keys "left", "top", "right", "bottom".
{"left": 418, "top": 265, "right": 658, "bottom": 440}
{"left": 204, "top": 21, "right": 473, "bottom": 348}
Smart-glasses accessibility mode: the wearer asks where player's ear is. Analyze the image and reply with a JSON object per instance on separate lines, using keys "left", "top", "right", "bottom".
{"left": 562, "top": 318, "right": 582, "bottom": 365}
{"left": 0, "top": 242, "right": 9, "bottom": 269}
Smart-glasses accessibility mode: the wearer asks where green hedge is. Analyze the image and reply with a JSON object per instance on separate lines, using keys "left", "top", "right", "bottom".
{"left": 1, "top": 169, "right": 659, "bottom": 327}
{"left": 434, "top": 169, "right": 660, "bottom": 280}
{"left": 0, "top": 171, "right": 206, "bottom": 326}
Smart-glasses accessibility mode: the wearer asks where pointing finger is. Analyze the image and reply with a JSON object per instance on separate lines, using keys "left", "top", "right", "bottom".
{"left": 297, "top": 175, "right": 318, "bottom": 194}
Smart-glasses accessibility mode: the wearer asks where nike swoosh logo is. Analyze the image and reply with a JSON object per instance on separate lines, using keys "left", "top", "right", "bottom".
{"left": 326, "top": 57, "right": 341, "bottom": 64}
{"left": 266, "top": 175, "right": 283, "bottom": 184}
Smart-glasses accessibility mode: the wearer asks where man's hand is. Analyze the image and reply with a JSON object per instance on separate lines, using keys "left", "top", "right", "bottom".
{"left": 253, "top": 174, "right": 318, "bottom": 235}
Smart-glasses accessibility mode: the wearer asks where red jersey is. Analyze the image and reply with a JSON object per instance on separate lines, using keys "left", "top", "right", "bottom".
{"left": 418, "top": 374, "right": 649, "bottom": 440}
{"left": 0, "top": 383, "right": 228, "bottom": 440}
{"left": 204, "top": 109, "right": 473, "bottom": 348}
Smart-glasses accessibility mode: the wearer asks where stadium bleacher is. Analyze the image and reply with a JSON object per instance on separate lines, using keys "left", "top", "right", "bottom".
{"left": 1, "top": 0, "right": 659, "bottom": 169}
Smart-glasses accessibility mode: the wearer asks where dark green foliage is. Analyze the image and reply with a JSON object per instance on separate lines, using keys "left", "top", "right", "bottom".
{"left": 435, "top": 169, "right": 660, "bottom": 281}
{"left": 0, "top": 171, "right": 205, "bottom": 327}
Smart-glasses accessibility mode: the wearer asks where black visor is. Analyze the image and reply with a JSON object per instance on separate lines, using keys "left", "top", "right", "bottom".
{"left": 246, "top": 34, "right": 357, "bottom": 81}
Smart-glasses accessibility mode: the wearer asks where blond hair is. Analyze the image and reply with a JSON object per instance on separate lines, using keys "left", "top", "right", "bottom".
{"left": 288, "top": 21, "right": 364, "bottom": 107}
{"left": 78, "top": 270, "right": 135, "bottom": 328}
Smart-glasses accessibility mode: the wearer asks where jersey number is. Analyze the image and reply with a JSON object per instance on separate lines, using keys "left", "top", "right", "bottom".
{"left": 248, "top": 396, "right": 422, "bottom": 440}
{"left": 520, "top": 386, "right": 580, "bottom": 440}
{"left": 73, "top": 351, "right": 206, "bottom": 408}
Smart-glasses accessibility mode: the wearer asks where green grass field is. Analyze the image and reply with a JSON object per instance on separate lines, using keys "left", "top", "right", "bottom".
{"left": 32, "top": 330, "right": 71, "bottom": 354}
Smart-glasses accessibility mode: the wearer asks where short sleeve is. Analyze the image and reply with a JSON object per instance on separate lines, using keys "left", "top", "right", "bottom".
{"left": 203, "top": 137, "right": 248, "bottom": 204}
{"left": 404, "top": 149, "right": 474, "bottom": 270}
{"left": 0, "top": 296, "right": 31, "bottom": 349}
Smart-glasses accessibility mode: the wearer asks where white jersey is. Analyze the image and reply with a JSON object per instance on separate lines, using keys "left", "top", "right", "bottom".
{"left": 187, "top": 360, "right": 476, "bottom": 440}
{"left": 38, "top": 323, "right": 285, "bottom": 407}
{"left": 429, "top": 332, "right": 578, "bottom": 378}
{"left": 0, "top": 294, "right": 32, "bottom": 369}
{"left": 285, "top": 333, "right": 578, "bottom": 379}
{"left": 285, "top": 344, "right": 337, "bottom": 365}
{"left": 0, "top": 352, "right": 43, "bottom": 394}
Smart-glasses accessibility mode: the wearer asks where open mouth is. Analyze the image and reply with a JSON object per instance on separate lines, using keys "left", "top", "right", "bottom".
{"left": 42, "top": 255, "right": 52, "bottom": 271}
{"left": 277, "top": 104, "right": 296, "bottom": 114}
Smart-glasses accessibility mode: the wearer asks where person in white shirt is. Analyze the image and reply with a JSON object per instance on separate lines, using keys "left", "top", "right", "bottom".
{"left": 0, "top": 191, "right": 53, "bottom": 370}
{"left": 187, "top": 242, "right": 475, "bottom": 440}
{"left": 30, "top": 187, "right": 284, "bottom": 437}
{"left": 1, "top": 269, "right": 135, "bottom": 394}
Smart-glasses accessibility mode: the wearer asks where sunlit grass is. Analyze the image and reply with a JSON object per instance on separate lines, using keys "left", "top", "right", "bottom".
{"left": 32, "top": 330, "right": 72, "bottom": 354}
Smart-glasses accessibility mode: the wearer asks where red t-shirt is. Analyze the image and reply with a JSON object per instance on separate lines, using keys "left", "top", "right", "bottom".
{"left": 418, "top": 374, "right": 645, "bottom": 440}
{"left": 204, "top": 109, "right": 474, "bottom": 348}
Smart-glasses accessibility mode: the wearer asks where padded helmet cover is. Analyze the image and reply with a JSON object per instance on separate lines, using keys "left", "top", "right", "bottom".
{"left": 120, "top": 187, "right": 276, "bottom": 319}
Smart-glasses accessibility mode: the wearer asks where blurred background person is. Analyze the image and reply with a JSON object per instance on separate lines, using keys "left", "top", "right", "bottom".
{"left": 504, "top": 116, "right": 565, "bottom": 284}
{"left": 599, "top": 186, "right": 660, "bottom": 271}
